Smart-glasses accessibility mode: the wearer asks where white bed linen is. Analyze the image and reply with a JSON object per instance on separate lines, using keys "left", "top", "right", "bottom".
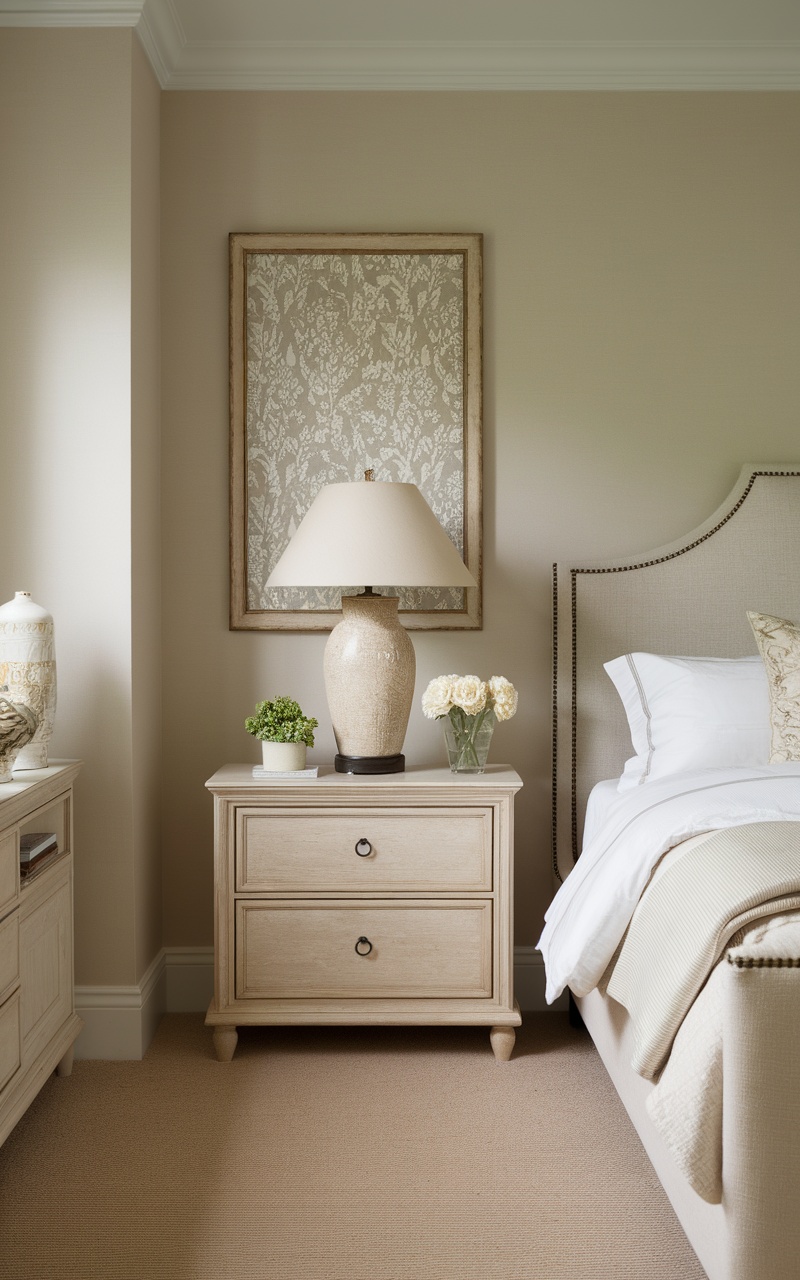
{"left": 537, "top": 764, "right": 800, "bottom": 1004}
{"left": 581, "top": 779, "right": 620, "bottom": 846}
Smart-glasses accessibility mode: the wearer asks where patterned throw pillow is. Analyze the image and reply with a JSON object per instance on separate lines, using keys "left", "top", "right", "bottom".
{"left": 747, "top": 612, "right": 800, "bottom": 762}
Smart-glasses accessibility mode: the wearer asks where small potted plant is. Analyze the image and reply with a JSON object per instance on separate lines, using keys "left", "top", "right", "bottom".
{"left": 245, "top": 696, "right": 318, "bottom": 772}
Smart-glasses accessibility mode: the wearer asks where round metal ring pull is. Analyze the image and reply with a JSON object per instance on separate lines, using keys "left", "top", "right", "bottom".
{"left": 354, "top": 936, "right": 373, "bottom": 956}
{"left": 355, "top": 838, "right": 372, "bottom": 858}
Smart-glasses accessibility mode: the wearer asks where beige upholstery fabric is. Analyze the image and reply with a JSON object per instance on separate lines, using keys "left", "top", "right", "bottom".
{"left": 723, "top": 957, "right": 800, "bottom": 1280}
{"left": 579, "top": 965, "right": 800, "bottom": 1280}
{"left": 645, "top": 912, "right": 800, "bottom": 1206}
{"left": 747, "top": 611, "right": 800, "bottom": 762}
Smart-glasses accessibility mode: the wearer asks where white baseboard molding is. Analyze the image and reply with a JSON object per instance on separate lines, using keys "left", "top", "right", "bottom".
{"left": 74, "top": 944, "right": 561, "bottom": 1059}
{"left": 74, "top": 948, "right": 167, "bottom": 1060}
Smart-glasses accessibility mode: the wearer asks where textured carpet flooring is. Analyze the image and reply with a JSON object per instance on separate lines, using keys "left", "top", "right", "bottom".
{"left": 0, "top": 1014, "right": 705, "bottom": 1279}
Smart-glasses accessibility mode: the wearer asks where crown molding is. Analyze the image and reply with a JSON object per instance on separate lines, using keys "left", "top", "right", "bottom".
{"left": 1, "top": 1, "right": 799, "bottom": 90}
{"left": 0, "top": 0, "right": 144, "bottom": 26}
{"left": 154, "top": 39, "right": 800, "bottom": 91}
{"left": 136, "top": 0, "right": 182, "bottom": 87}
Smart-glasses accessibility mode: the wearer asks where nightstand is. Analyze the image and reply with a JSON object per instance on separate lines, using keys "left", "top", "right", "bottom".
{"left": 205, "top": 764, "right": 522, "bottom": 1062}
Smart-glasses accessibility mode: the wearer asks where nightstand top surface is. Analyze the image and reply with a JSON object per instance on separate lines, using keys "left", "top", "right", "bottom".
{"left": 206, "top": 763, "right": 522, "bottom": 793}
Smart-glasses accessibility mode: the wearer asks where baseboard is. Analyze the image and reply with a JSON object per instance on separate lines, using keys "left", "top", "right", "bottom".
{"left": 74, "top": 948, "right": 167, "bottom": 1060}
{"left": 164, "top": 946, "right": 215, "bottom": 1012}
{"left": 73, "top": 944, "right": 560, "bottom": 1059}
{"left": 514, "top": 946, "right": 568, "bottom": 1012}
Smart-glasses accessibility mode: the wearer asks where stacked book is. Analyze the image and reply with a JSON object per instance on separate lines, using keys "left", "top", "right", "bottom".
{"left": 19, "top": 831, "right": 59, "bottom": 881}
{"left": 252, "top": 766, "right": 319, "bottom": 779}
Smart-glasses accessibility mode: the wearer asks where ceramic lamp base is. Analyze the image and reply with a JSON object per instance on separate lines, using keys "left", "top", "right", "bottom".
{"left": 324, "top": 594, "right": 415, "bottom": 770}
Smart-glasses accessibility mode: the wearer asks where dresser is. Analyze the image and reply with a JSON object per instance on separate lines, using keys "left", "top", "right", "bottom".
{"left": 205, "top": 764, "right": 522, "bottom": 1061}
{"left": 0, "top": 762, "right": 82, "bottom": 1146}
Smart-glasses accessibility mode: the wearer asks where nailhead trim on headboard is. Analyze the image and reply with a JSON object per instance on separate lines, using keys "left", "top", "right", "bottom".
{"left": 551, "top": 562, "right": 561, "bottom": 881}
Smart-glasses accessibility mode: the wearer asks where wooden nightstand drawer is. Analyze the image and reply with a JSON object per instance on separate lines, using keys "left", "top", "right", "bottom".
{"left": 235, "top": 900, "right": 493, "bottom": 1000}
{"left": 0, "top": 912, "right": 19, "bottom": 1003}
{"left": 236, "top": 808, "right": 492, "bottom": 893}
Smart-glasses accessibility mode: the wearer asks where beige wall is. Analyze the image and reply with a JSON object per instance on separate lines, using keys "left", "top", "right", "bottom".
{"left": 160, "top": 90, "right": 800, "bottom": 947}
{"left": 131, "top": 36, "right": 163, "bottom": 980}
{"left": 0, "top": 28, "right": 162, "bottom": 987}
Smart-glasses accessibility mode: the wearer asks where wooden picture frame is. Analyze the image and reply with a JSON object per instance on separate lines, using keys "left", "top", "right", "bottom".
{"left": 229, "top": 232, "right": 482, "bottom": 631}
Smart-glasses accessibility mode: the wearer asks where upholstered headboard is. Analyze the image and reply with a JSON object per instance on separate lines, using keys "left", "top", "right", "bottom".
{"left": 552, "top": 465, "right": 800, "bottom": 884}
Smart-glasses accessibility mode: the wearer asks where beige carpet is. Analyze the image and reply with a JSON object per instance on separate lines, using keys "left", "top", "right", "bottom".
{"left": 0, "top": 1014, "right": 705, "bottom": 1279}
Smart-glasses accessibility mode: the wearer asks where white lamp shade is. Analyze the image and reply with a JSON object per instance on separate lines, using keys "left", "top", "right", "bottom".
{"left": 265, "top": 481, "right": 476, "bottom": 589}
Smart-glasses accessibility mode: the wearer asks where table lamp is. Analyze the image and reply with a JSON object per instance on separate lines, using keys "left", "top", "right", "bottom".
{"left": 266, "top": 473, "right": 477, "bottom": 774}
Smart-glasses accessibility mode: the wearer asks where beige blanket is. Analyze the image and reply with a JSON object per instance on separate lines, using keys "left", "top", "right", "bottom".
{"left": 606, "top": 821, "right": 800, "bottom": 1080}
{"left": 646, "top": 912, "right": 800, "bottom": 1203}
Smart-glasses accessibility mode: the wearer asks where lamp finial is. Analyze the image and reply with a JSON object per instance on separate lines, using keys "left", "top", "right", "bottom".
{"left": 364, "top": 468, "right": 374, "bottom": 482}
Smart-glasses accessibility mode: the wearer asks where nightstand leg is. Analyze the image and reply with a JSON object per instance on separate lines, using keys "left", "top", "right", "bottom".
{"left": 213, "top": 1025, "right": 238, "bottom": 1062}
{"left": 56, "top": 1045, "right": 75, "bottom": 1077}
{"left": 490, "top": 1025, "right": 515, "bottom": 1062}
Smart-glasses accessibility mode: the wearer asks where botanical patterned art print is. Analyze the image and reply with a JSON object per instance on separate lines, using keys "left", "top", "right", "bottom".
{"left": 229, "top": 233, "right": 482, "bottom": 630}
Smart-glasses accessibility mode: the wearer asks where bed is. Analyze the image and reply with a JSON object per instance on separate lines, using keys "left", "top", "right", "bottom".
{"left": 544, "top": 464, "right": 800, "bottom": 1280}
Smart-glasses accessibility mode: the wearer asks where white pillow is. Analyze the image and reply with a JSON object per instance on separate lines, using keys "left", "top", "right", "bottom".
{"left": 604, "top": 653, "right": 771, "bottom": 791}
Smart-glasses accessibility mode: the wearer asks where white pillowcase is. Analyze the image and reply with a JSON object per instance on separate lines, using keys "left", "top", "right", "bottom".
{"left": 604, "top": 653, "right": 771, "bottom": 791}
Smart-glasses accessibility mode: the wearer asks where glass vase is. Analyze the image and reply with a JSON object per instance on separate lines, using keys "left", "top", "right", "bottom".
{"left": 442, "top": 707, "right": 496, "bottom": 774}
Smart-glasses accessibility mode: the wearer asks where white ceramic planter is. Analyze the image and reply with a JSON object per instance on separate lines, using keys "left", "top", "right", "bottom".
{"left": 0, "top": 592, "right": 56, "bottom": 770}
{"left": 261, "top": 740, "right": 307, "bottom": 771}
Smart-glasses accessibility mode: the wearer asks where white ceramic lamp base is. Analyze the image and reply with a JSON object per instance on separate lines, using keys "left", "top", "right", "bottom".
{"left": 323, "top": 595, "right": 414, "bottom": 774}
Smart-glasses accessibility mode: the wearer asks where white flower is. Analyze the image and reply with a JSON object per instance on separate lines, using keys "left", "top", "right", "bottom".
{"left": 451, "top": 675, "right": 488, "bottom": 716}
{"left": 488, "top": 676, "right": 518, "bottom": 722}
{"left": 421, "top": 674, "right": 457, "bottom": 719}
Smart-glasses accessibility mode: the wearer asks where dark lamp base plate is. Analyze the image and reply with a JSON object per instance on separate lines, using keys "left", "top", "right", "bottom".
{"left": 334, "top": 753, "right": 405, "bottom": 775}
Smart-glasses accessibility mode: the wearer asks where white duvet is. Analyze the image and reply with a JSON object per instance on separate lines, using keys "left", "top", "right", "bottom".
{"left": 537, "top": 765, "right": 800, "bottom": 1004}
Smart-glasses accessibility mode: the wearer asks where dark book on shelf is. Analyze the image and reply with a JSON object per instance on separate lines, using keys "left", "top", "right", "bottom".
{"left": 19, "top": 832, "right": 58, "bottom": 864}
{"left": 19, "top": 846, "right": 62, "bottom": 881}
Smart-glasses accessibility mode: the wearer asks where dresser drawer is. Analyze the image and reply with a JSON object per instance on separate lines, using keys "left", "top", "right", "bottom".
{"left": 235, "top": 900, "right": 493, "bottom": 1000}
{"left": 20, "top": 873, "right": 72, "bottom": 1065}
{"left": 0, "top": 991, "right": 21, "bottom": 1093}
{"left": 0, "top": 911, "right": 19, "bottom": 1003}
{"left": 0, "top": 831, "right": 18, "bottom": 919}
{"left": 235, "top": 808, "right": 492, "bottom": 893}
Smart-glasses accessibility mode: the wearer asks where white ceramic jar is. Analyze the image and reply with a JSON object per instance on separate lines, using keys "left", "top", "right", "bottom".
{"left": 261, "top": 740, "right": 307, "bottom": 771}
{"left": 0, "top": 592, "right": 57, "bottom": 769}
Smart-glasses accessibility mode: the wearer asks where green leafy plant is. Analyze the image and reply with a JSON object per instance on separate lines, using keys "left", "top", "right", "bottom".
{"left": 245, "top": 696, "right": 318, "bottom": 746}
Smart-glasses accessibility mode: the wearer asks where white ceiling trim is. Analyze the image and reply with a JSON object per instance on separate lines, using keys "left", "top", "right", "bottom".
{"left": 152, "top": 39, "right": 800, "bottom": 91}
{"left": 0, "top": 0, "right": 144, "bottom": 25}
{"left": 1, "top": 1, "right": 799, "bottom": 89}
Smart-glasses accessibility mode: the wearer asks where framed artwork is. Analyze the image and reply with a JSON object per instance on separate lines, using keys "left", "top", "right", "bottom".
{"left": 229, "top": 232, "right": 482, "bottom": 630}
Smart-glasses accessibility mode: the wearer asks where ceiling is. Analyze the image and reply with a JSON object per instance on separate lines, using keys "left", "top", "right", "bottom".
{"left": 2, "top": 0, "right": 800, "bottom": 89}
